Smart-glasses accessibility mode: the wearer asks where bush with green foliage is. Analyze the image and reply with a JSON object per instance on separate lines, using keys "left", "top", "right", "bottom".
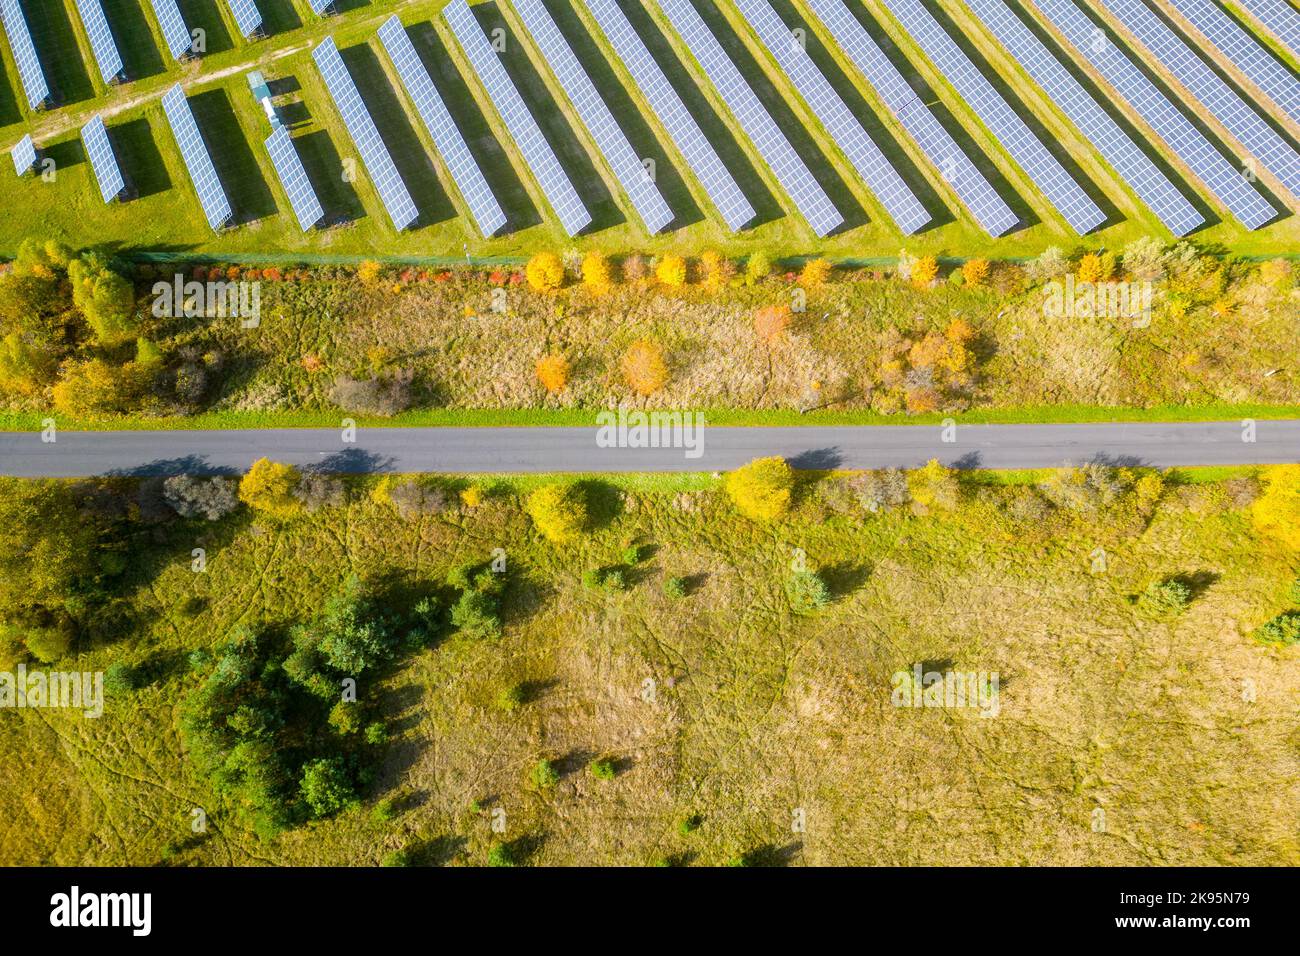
{"left": 69, "top": 253, "right": 136, "bottom": 346}
{"left": 786, "top": 570, "right": 831, "bottom": 615}
{"left": 664, "top": 576, "right": 687, "bottom": 600}
{"left": 487, "top": 843, "right": 516, "bottom": 867}
{"left": 531, "top": 759, "right": 559, "bottom": 789}
{"left": 103, "top": 662, "right": 137, "bottom": 695}
{"left": 1255, "top": 612, "right": 1300, "bottom": 646}
{"left": 589, "top": 757, "right": 616, "bottom": 781}
{"left": 299, "top": 757, "right": 357, "bottom": 819}
{"left": 1137, "top": 577, "right": 1193, "bottom": 617}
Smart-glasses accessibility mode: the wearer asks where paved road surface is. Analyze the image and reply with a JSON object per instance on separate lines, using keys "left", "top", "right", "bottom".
{"left": 0, "top": 421, "right": 1296, "bottom": 476}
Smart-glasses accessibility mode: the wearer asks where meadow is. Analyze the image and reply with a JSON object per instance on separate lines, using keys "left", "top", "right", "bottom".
{"left": 0, "top": 0, "right": 1296, "bottom": 263}
{"left": 0, "top": 465, "right": 1297, "bottom": 866}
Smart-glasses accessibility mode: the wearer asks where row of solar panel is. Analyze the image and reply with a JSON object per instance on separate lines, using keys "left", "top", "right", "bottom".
{"left": 5, "top": 0, "right": 1297, "bottom": 240}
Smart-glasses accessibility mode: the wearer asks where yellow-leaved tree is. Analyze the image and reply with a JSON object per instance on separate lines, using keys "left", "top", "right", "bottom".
{"left": 535, "top": 352, "right": 570, "bottom": 393}
{"left": 1252, "top": 464, "right": 1300, "bottom": 550}
{"left": 655, "top": 254, "right": 688, "bottom": 287}
{"left": 527, "top": 481, "right": 588, "bottom": 544}
{"left": 525, "top": 252, "right": 566, "bottom": 293}
{"left": 620, "top": 339, "right": 668, "bottom": 395}
{"left": 581, "top": 251, "right": 614, "bottom": 295}
{"left": 239, "top": 458, "right": 303, "bottom": 518}
{"left": 725, "top": 457, "right": 795, "bottom": 521}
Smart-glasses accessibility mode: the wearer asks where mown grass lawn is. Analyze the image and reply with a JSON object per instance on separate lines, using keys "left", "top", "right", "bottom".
{"left": 0, "top": 468, "right": 1296, "bottom": 866}
{"left": 0, "top": 0, "right": 1296, "bottom": 262}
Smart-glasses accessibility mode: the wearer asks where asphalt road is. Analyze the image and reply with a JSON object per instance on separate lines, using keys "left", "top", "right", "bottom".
{"left": 0, "top": 421, "right": 1297, "bottom": 476}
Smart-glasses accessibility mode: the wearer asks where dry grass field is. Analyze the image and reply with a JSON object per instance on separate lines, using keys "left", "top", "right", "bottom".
{"left": 1, "top": 469, "right": 1296, "bottom": 866}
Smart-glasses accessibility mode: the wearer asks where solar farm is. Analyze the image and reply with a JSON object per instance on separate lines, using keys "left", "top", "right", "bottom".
{"left": 0, "top": 0, "right": 1296, "bottom": 260}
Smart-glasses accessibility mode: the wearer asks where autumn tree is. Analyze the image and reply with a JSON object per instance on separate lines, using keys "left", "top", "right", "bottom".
{"left": 961, "top": 258, "right": 990, "bottom": 287}
{"left": 581, "top": 251, "right": 614, "bottom": 295}
{"left": 239, "top": 458, "right": 303, "bottom": 518}
{"left": 357, "top": 260, "right": 383, "bottom": 285}
{"left": 725, "top": 457, "right": 795, "bottom": 521}
{"left": 753, "top": 304, "right": 792, "bottom": 344}
{"left": 620, "top": 339, "right": 668, "bottom": 395}
{"left": 51, "top": 357, "right": 152, "bottom": 416}
{"left": 525, "top": 252, "right": 565, "bottom": 293}
{"left": 799, "top": 258, "right": 833, "bottom": 288}
{"left": 1252, "top": 464, "right": 1300, "bottom": 550}
{"left": 655, "top": 254, "right": 688, "bottom": 287}
{"left": 526, "top": 481, "right": 588, "bottom": 544}
{"left": 535, "top": 352, "right": 570, "bottom": 393}
{"left": 910, "top": 256, "right": 939, "bottom": 288}
{"left": 909, "top": 459, "right": 961, "bottom": 511}
{"left": 0, "top": 331, "right": 56, "bottom": 394}
{"left": 699, "top": 250, "right": 734, "bottom": 290}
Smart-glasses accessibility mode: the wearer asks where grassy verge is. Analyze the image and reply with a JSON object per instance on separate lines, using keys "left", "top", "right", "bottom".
{"left": 2, "top": 402, "right": 1297, "bottom": 432}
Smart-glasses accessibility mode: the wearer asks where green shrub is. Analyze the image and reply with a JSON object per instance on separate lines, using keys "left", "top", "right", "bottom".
{"left": 364, "top": 721, "right": 388, "bottom": 745}
{"left": 531, "top": 759, "right": 559, "bottom": 789}
{"left": 496, "top": 683, "right": 526, "bottom": 712}
{"left": 622, "top": 545, "right": 643, "bottom": 565}
{"left": 603, "top": 568, "right": 628, "bottom": 591}
{"left": 103, "top": 662, "right": 137, "bottom": 695}
{"left": 786, "top": 570, "right": 831, "bottom": 615}
{"left": 381, "top": 849, "right": 411, "bottom": 867}
{"left": 299, "top": 757, "right": 357, "bottom": 819}
{"left": 1255, "top": 612, "right": 1300, "bottom": 646}
{"left": 678, "top": 814, "right": 702, "bottom": 836}
{"left": 1137, "top": 577, "right": 1193, "bottom": 617}
{"left": 487, "top": 843, "right": 516, "bottom": 867}
{"left": 25, "top": 625, "right": 73, "bottom": 663}
{"left": 450, "top": 590, "right": 502, "bottom": 640}
{"left": 664, "top": 576, "right": 687, "bottom": 600}
{"left": 589, "top": 757, "right": 616, "bottom": 781}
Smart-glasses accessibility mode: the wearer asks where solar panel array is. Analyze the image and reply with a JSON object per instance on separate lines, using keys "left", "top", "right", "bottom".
{"left": 802, "top": 0, "right": 1016, "bottom": 235}
{"left": 1099, "top": 0, "right": 1300, "bottom": 204}
{"left": 657, "top": 0, "right": 842, "bottom": 236}
{"left": 160, "top": 84, "right": 233, "bottom": 229}
{"left": 514, "top": 0, "right": 673, "bottom": 233}
{"left": 443, "top": 0, "right": 592, "bottom": 235}
{"left": 308, "top": 0, "right": 335, "bottom": 15}
{"left": 75, "top": 0, "right": 125, "bottom": 85}
{"left": 11, "top": 133, "right": 35, "bottom": 175}
{"left": 1167, "top": 0, "right": 1300, "bottom": 126}
{"left": 0, "top": 0, "right": 50, "bottom": 110}
{"left": 151, "top": 0, "right": 194, "bottom": 61}
{"left": 265, "top": 127, "right": 325, "bottom": 230}
{"left": 81, "top": 115, "right": 126, "bottom": 202}
{"left": 964, "top": 0, "right": 1202, "bottom": 235}
{"left": 1034, "top": 0, "right": 1275, "bottom": 228}
{"left": 585, "top": 0, "right": 754, "bottom": 230}
{"left": 226, "top": 0, "right": 263, "bottom": 38}
{"left": 1239, "top": 0, "right": 1300, "bottom": 58}
{"left": 737, "top": 0, "right": 928, "bottom": 233}
{"left": 313, "top": 37, "right": 419, "bottom": 230}
{"left": 376, "top": 15, "right": 507, "bottom": 237}
{"left": 881, "top": 0, "right": 1104, "bottom": 233}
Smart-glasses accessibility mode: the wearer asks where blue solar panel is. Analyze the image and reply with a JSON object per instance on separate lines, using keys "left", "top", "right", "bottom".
{"left": 161, "top": 84, "right": 233, "bottom": 229}
{"left": 1035, "top": 0, "right": 1276, "bottom": 229}
{"left": 265, "top": 127, "right": 325, "bottom": 230}
{"left": 514, "top": 0, "right": 674, "bottom": 233}
{"left": 75, "top": 0, "right": 125, "bottom": 84}
{"left": 313, "top": 36, "right": 419, "bottom": 230}
{"left": 443, "top": 0, "right": 592, "bottom": 235}
{"left": 151, "top": 0, "right": 194, "bottom": 61}
{"left": 1238, "top": 0, "right": 1300, "bottom": 58}
{"left": 802, "top": 0, "right": 1016, "bottom": 235}
{"left": 737, "top": 0, "right": 929, "bottom": 233}
{"left": 0, "top": 0, "right": 50, "bottom": 110}
{"left": 1167, "top": 0, "right": 1300, "bottom": 126}
{"left": 226, "top": 0, "right": 263, "bottom": 39}
{"left": 881, "top": 0, "right": 1104, "bottom": 234}
{"left": 585, "top": 0, "right": 755, "bottom": 231}
{"left": 1099, "top": 0, "right": 1300, "bottom": 206}
{"left": 308, "top": 0, "right": 335, "bottom": 15}
{"left": 658, "top": 0, "right": 843, "bottom": 236}
{"left": 964, "top": 0, "right": 1202, "bottom": 235}
{"left": 11, "top": 133, "right": 35, "bottom": 175}
{"left": 82, "top": 115, "right": 127, "bottom": 202}
{"left": 377, "top": 16, "right": 507, "bottom": 237}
